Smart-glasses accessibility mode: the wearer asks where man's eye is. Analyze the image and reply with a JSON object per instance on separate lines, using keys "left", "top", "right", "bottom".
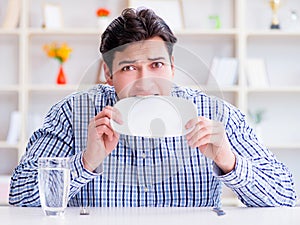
{"left": 121, "top": 65, "right": 135, "bottom": 71}
{"left": 152, "top": 62, "right": 164, "bottom": 68}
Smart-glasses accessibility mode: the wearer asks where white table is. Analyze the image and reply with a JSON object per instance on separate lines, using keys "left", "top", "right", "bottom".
{"left": 0, "top": 206, "right": 299, "bottom": 225}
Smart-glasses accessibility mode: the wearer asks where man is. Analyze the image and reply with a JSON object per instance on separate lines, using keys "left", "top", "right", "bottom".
{"left": 9, "top": 8, "right": 296, "bottom": 207}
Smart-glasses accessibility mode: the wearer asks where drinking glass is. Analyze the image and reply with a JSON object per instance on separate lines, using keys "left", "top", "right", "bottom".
{"left": 38, "top": 157, "right": 70, "bottom": 216}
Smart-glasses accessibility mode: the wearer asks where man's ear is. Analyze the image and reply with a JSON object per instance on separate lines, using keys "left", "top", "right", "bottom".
{"left": 103, "top": 63, "right": 113, "bottom": 86}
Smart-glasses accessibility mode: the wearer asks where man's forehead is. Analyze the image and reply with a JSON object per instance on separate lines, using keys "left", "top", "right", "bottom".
{"left": 114, "top": 40, "right": 169, "bottom": 61}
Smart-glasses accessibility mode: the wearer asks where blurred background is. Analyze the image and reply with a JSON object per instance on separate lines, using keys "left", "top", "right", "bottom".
{"left": 0, "top": 0, "right": 300, "bottom": 206}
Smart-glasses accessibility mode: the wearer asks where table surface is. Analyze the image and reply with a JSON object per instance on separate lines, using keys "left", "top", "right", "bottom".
{"left": 0, "top": 206, "right": 299, "bottom": 225}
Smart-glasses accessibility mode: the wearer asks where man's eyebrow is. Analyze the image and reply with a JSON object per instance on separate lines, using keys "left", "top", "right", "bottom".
{"left": 148, "top": 57, "right": 166, "bottom": 61}
{"left": 118, "top": 57, "right": 167, "bottom": 66}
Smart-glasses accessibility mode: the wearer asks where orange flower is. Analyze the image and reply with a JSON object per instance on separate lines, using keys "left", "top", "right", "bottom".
{"left": 43, "top": 42, "right": 72, "bottom": 64}
{"left": 96, "top": 8, "right": 110, "bottom": 17}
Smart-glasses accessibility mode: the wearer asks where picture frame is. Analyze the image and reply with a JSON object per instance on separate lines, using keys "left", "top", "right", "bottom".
{"left": 6, "top": 111, "right": 21, "bottom": 145}
{"left": 1, "top": 0, "right": 21, "bottom": 28}
{"left": 245, "top": 58, "right": 270, "bottom": 87}
{"left": 43, "top": 3, "right": 63, "bottom": 28}
{"left": 129, "top": 0, "right": 184, "bottom": 30}
{"left": 207, "top": 57, "right": 238, "bottom": 86}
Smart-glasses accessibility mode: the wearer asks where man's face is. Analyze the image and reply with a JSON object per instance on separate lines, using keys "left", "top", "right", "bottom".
{"left": 104, "top": 36, "right": 175, "bottom": 99}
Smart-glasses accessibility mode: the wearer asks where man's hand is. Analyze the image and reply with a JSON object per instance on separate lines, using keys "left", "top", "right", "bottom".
{"left": 185, "top": 116, "right": 236, "bottom": 174}
{"left": 83, "top": 106, "right": 122, "bottom": 172}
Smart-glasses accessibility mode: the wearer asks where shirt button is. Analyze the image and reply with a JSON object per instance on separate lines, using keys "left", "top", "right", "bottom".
{"left": 142, "top": 152, "right": 146, "bottom": 159}
{"left": 144, "top": 187, "right": 148, "bottom": 192}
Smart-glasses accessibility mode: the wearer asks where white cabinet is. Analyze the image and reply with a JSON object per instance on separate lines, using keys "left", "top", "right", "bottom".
{"left": 0, "top": 0, "right": 300, "bottom": 205}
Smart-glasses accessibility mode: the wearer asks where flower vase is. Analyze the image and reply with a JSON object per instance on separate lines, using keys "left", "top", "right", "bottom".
{"left": 56, "top": 65, "right": 67, "bottom": 85}
{"left": 97, "top": 17, "right": 109, "bottom": 31}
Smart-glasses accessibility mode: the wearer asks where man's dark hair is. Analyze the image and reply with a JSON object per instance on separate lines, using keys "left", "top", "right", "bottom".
{"left": 100, "top": 7, "right": 177, "bottom": 72}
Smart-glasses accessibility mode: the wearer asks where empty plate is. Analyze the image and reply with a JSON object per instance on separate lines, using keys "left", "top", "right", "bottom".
{"left": 110, "top": 96, "right": 197, "bottom": 137}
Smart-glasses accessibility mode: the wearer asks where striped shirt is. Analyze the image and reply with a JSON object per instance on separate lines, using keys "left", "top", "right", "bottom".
{"left": 9, "top": 85, "right": 297, "bottom": 207}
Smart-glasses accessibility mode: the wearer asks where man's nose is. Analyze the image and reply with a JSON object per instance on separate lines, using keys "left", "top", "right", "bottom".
{"left": 134, "top": 76, "right": 155, "bottom": 90}
{"left": 137, "top": 66, "right": 149, "bottom": 79}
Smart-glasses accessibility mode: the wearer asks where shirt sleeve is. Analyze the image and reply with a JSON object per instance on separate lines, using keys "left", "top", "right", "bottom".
{"left": 215, "top": 107, "right": 297, "bottom": 207}
{"left": 9, "top": 97, "right": 101, "bottom": 207}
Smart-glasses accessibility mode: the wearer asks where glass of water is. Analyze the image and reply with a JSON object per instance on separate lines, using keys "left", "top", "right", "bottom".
{"left": 38, "top": 157, "right": 70, "bottom": 216}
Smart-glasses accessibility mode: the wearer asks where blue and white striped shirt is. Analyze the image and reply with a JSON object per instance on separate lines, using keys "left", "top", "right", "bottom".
{"left": 9, "top": 85, "right": 296, "bottom": 207}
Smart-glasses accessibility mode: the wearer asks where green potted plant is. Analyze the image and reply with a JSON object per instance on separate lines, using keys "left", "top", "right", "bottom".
{"left": 248, "top": 109, "right": 265, "bottom": 141}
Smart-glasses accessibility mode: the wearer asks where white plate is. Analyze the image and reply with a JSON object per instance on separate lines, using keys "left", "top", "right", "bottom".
{"left": 110, "top": 96, "right": 197, "bottom": 137}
